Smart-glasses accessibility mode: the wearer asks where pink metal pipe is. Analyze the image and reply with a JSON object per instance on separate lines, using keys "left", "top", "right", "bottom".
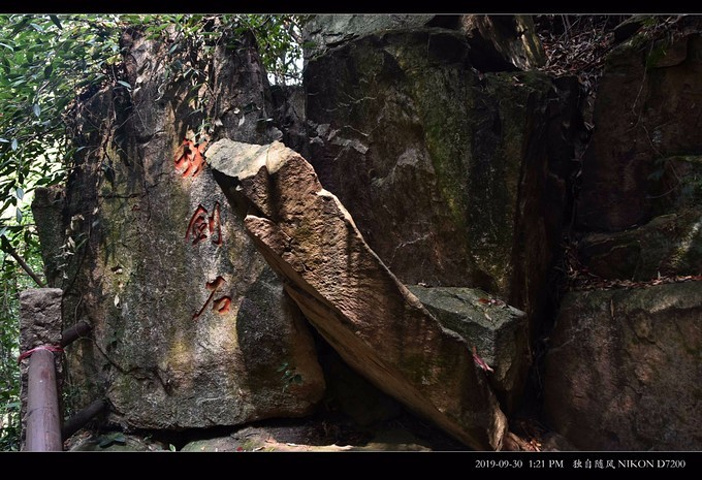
{"left": 25, "top": 349, "right": 62, "bottom": 451}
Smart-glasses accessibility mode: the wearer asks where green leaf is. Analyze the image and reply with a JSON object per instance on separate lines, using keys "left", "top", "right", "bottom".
{"left": 15, "top": 209, "right": 22, "bottom": 223}
{"left": 49, "top": 15, "right": 63, "bottom": 30}
{"left": 32, "top": 104, "right": 40, "bottom": 118}
{"left": 10, "top": 138, "right": 17, "bottom": 151}
{"left": 10, "top": 17, "right": 31, "bottom": 36}
{"left": 15, "top": 187, "right": 23, "bottom": 200}
{"left": 116, "top": 80, "right": 131, "bottom": 90}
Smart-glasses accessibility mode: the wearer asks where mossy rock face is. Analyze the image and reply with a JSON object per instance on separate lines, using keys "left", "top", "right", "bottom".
{"left": 649, "top": 155, "right": 702, "bottom": 218}
{"left": 305, "top": 28, "right": 576, "bottom": 324}
{"left": 31, "top": 186, "right": 66, "bottom": 287}
{"left": 407, "top": 285, "right": 529, "bottom": 413}
{"left": 37, "top": 30, "right": 325, "bottom": 430}
{"left": 302, "top": 14, "right": 437, "bottom": 59}
{"left": 579, "top": 208, "right": 702, "bottom": 281}
{"left": 545, "top": 282, "right": 702, "bottom": 450}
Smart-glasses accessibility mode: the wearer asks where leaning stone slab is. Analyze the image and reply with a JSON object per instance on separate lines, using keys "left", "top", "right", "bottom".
{"left": 406, "top": 285, "right": 529, "bottom": 413}
{"left": 208, "top": 139, "right": 508, "bottom": 450}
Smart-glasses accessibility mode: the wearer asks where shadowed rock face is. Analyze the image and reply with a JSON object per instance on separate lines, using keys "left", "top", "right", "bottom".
{"left": 544, "top": 282, "right": 702, "bottom": 450}
{"left": 558, "top": 24, "right": 702, "bottom": 451}
{"left": 303, "top": 28, "right": 577, "bottom": 332}
{"left": 303, "top": 14, "right": 545, "bottom": 72}
{"left": 207, "top": 139, "right": 508, "bottom": 450}
{"left": 577, "top": 34, "right": 702, "bottom": 232}
{"left": 578, "top": 207, "right": 702, "bottom": 281}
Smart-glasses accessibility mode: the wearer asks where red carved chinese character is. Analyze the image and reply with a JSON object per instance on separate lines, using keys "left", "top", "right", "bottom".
{"left": 174, "top": 139, "right": 207, "bottom": 179}
{"left": 193, "top": 276, "right": 232, "bottom": 321}
{"left": 212, "top": 296, "right": 231, "bottom": 314}
{"left": 185, "top": 202, "right": 222, "bottom": 246}
{"left": 208, "top": 202, "right": 222, "bottom": 246}
{"left": 185, "top": 205, "right": 209, "bottom": 245}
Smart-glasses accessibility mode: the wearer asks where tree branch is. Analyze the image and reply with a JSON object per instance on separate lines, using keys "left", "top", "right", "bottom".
{"left": 3, "top": 242, "right": 46, "bottom": 288}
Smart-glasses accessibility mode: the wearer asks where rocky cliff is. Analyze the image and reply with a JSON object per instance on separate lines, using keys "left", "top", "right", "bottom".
{"left": 32, "top": 15, "right": 702, "bottom": 451}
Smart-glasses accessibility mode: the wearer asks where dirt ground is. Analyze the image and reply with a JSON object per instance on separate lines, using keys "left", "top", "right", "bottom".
{"left": 65, "top": 409, "right": 474, "bottom": 452}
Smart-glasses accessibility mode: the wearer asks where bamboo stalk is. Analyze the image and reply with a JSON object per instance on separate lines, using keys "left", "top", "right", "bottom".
{"left": 4, "top": 242, "right": 46, "bottom": 287}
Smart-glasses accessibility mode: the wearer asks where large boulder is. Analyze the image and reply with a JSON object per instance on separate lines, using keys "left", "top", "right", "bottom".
{"left": 407, "top": 285, "right": 529, "bottom": 413}
{"left": 577, "top": 31, "right": 702, "bottom": 232}
{"left": 33, "top": 29, "right": 325, "bottom": 430}
{"left": 544, "top": 282, "right": 702, "bottom": 450}
{"left": 303, "top": 28, "right": 578, "bottom": 328}
{"left": 302, "top": 14, "right": 436, "bottom": 58}
{"left": 458, "top": 15, "right": 546, "bottom": 71}
{"left": 303, "top": 14, "right": 545, "bottom": 71}
{"left": 207, "top": 139, "right": 509, "bottom": 451}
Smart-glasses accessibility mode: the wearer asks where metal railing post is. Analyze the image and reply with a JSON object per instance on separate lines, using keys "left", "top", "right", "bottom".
{"left": 18, "top": 288, "right": 64, "bottom": 451}
{"left": 25, "top": 348, "right": 62, "bottom": 451}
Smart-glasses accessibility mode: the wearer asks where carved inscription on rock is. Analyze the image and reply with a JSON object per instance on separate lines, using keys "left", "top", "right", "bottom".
{"left": 174, "top": 139, "right": 207, "bottom": 179}
{"left": 192, "top": 275, "right": 232, "bottom": 321}
{"left": 185, "top": 202, "right": 222, "bottom": 246}
{"left": 175, "top": 138, "right": 231, "bottom": 321}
